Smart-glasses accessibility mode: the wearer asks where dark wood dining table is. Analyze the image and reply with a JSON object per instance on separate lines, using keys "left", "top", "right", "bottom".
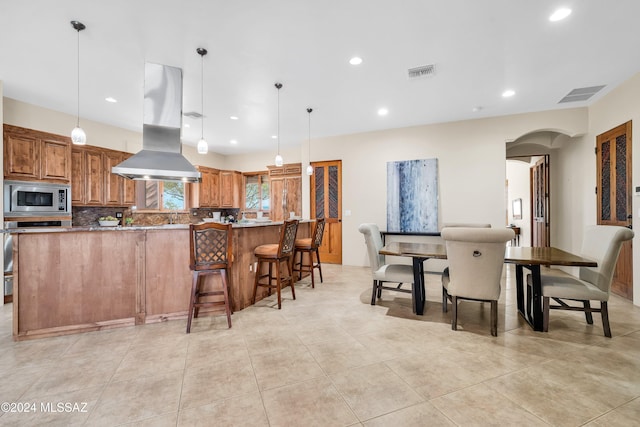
{"left": 379, "top": 242, "right": 597, "bottom": 331}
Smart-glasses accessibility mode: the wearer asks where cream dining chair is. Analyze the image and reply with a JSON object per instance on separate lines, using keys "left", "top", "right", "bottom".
{"left": 527, "top": 225, "right": 633, "bottom": 337}
{"left": 358, "top": 223, "right": 415, "bottom": 305}
{"left": 441, "top": 227, "right": 514, "bottom": 336}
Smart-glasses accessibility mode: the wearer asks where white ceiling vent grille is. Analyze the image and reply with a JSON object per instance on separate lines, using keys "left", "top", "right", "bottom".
{"left": 408, "top": 64, "right": 436, "bottom": 79}
{"left": 183, "top": 111, "right": 203, "bottom": 118}
{"left": 558, "top": 85, "right": 606, "bottom": 103}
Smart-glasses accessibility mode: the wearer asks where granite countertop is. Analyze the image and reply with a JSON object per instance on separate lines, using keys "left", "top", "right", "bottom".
{"left": 3, "top": 219, "right": 312, "bottom": 233}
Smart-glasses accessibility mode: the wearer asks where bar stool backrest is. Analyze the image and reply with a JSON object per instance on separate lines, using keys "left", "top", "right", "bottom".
{"left": 312, "top": 218, "right": 326, "bottom": 248}
{"left": 278, "top": 219, "right": 299, "bottom": 258}
{"left": 189, "top": 222, "right": 233, "bottom": 271}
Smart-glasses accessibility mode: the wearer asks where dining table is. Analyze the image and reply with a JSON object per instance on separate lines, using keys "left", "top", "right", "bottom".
{"left": 379, "top": 242, "right": 597, "bottom": 331}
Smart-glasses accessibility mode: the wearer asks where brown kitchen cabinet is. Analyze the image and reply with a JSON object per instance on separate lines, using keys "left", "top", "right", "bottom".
{"left": 3, "top": 124, "right": 71, "bottom": 183}
{"left": 71, "top": 145, "right": 136, "bottom": 206}
{"left": 268, "top": 163, "right": 302, "bottom": 221}
{"left": 191, "top": 166, "right": 218, "bottom": 207}
{"left": 220, "top": 170, "right": 242, "bottom": 208}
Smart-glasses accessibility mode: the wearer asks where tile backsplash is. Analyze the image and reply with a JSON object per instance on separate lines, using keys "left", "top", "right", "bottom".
{"left": 72, "top": 207, "right": 239, "bottom": 227}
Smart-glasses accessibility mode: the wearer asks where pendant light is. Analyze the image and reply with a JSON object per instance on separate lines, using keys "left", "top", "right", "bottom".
{"left": 70, "top": 20, "right": 87, "bottom": 145}
{"left": 196, "top": 47, "right": 208, "bottom": 154}
{"left": 274, "top": 83, "right": 284, "bottom": 167}
{"left": 306, "top": 108, "right": 313, "bottom": 175}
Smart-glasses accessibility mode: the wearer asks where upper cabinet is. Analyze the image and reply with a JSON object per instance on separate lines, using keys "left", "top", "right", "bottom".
{"left": 220, "top": 170, "right": 242, "bottom": 208}
{"left": 72, "top": 145, "right": 136, "bottom": 207}
{"left": 268, "top": 163, "right": 302, "bottom": 221}
{"left": 3, "top": 124, "right": 72, "bottom": 183}
{"left": 191, "top": 167, "right": 242, "bottom": 209}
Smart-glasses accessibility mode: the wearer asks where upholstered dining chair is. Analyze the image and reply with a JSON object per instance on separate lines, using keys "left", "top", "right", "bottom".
{"left": 292, "top": 217, "right": 325, "bottom": 288}
{"left": 426, "top": 223, "right": 493, "bottom": 276}
{"left": 358, "top": 223, "right": 415, "bottom": 305}
{"left": 253, "top": 219, "right": 299, "bottom": 309}
{"left": 527, "top": 225, "right": 633, "bottom": 337}
{"left": 187, "top": 221, "right": 233, "bottom": 333}
{"left": 441, "top": 227, "right": 514, "bottom": 336}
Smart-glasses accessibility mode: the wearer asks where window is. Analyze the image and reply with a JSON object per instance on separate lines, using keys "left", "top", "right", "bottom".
{"left": 135, "top": 180, "right": 189, "bottom": 211}
{"left": 244, "top": 173, "right": 270, "bottom": 211}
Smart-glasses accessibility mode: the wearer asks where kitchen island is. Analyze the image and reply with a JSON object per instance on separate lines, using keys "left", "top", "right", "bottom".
{"left": 9, "top": 220, "right": 310, "bottom": 340}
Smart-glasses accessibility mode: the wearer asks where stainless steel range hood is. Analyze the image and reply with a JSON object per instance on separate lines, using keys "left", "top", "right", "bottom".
{"left": 112, "top": 63, "right": 201, "bottom": 183}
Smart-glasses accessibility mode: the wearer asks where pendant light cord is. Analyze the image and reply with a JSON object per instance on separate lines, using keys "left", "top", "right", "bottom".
{"left": 277, "top": 85, "right": 281, "bottom": 156}
{"left": 307, "top": 108, "right": 312, "bottom": 157}
{"left": 201, "top": 52, "right": 204, "bottom": 140}
{"left": 76, "top": 26, "right": 80, "bottom": 127}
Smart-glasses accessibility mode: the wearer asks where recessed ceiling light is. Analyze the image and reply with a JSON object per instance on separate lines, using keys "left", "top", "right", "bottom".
{"left": 549, "top": 8, "right": 571, "bottom": 22}
{"left": 377, "top": 108, "right": 389, "bottom": 116}
{"left": 502, "top": 89, "right": 515, "bottom": 98}
{"left": 230, "top": 116, "right": 239, "bottom": 120}
{"left": 349, "top": 57, "right": 363, "bottom": 65}
{"left": 271, "top": 135, "right": 277, "bottom": 139}
{"left": 105, "top": 97, "right": 117, "bottom": 103}
{"left": 184, "top": 124, "right": 190, "bottom": 128}
{"left": 472, "top": 106, "right": 483, "bottom": 112}
{"left": 230, "top": 139, "right": 237, "bottom": 145}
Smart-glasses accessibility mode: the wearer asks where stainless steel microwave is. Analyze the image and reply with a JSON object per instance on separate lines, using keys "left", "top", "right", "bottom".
{"left": 3, "top": 180, "right": 71, "bottom": 217}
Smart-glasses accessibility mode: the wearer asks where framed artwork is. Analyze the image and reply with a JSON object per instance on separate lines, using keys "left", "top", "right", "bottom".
{"left": 512, "top": 198, "right": 523, "bottom": 220}
{"left": 387, "top": 158, "right": 439, "bottom": 233}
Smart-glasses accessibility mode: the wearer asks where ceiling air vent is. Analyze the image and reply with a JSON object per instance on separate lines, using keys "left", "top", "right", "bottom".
{"left": 408, "top": 64, "right": 436, "bottom": 79}
{"left": 183, "top": 111, "right": 203, "bottom": 118}
{"left": 558, "top": 85, "right": 606, "bottom": 103}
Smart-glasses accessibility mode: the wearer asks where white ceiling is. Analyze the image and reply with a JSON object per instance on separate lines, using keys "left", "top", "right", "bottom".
{"left": 1, "top": 1, "right": 639, "bottom": 155}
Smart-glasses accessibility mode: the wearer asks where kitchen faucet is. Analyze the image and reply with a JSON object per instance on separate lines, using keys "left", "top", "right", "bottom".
{"left": 169, "top": 210, "right": 178, "bottom": 224}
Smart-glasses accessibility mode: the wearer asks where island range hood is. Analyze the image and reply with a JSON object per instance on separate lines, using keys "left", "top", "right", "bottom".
{"left": 112, "top": 62, "right": 201, "bottom": 183}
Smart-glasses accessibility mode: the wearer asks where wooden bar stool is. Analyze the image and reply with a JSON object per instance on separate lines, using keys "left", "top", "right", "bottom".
{"left": 293, "top": 218, "right": 325, "bottom": 288}
{"left": 186, "top": 222, "right": 233, "bottom": 333}
{"left": 252, "top": 219, "right": 299, "bottom": 309}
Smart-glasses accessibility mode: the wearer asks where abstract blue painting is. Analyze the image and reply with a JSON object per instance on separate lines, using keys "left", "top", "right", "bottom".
{"left": 387, "top": 158, "right": 438, "bottom": 233}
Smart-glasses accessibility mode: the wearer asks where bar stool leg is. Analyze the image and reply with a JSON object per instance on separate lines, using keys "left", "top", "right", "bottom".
{"left": 288, "top": 256, "right": 296, "bottom": 300}
{"left": 186, "top": 271, "right": 200, "bottom": 333}
{"left": 316, "top": 249, "right": 323, "bottom": 283}
{"left": 220, "top": 270, "right": 232, "bottom": 328}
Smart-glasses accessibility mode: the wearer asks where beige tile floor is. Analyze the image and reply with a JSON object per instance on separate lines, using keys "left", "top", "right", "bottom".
{"left": 1, "top": 264, "right": 639, "bottom": 426}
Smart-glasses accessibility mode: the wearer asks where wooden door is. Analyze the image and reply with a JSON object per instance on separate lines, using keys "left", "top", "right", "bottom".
{"left": 103, "top": 150, "right": 124, "bottom": 205}
{"left": 270, "top": 177, "right": 285, "bottom": 221}
{"left": 3, "top": 131, "right": 40, "bottom": 180}
{"left": 122, "top": 153, "right": 136, "bottom": 205}
{"left": 530, "top": 156, "right": 550, "bottom": 247}
{"left": 85, "top": 149, "right": 105, "bottom": 205}
{"left": 286, "top": 176, "right": 302, "bottom": 217}
{"left": 71, "top": 148, "right": 85, "bottom": 204}
{"left": 210, "top": 170, "right": 221, "bottom": 207}
{"left": 597, "top": 121, "right": 633, "bottom": 299}
{"left": 310, "top": 160, "right": 342, "bottom": 264}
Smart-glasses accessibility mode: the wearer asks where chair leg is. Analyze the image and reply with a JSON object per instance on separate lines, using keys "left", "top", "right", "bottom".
{"left": 309, "top": 251, "right": 315, "bottom": 289}
{"left": 490, "top": 300, "right": 498, "bottom": 337}
{"left": 583, "top": 300, "right": 594, "bottom": 324}
{"left": 296, "top": 251, "right": 303, "bottom": 280}
{"left": 267, "top": 262, "right": 273, "bottom": 296}
{"left": 275, "top": 260, "right": 282, "bottom": 309}
{"left": 542, "top": 296, "right": 550, "bottom": 332}
{"left": 220, "top": 270, "right": 232, "bottom": 328}
{"left": 186, "top": 271, "right": 200, "bottom": 333}
{"left": 288, "top": 256, "right": 296, "bottom": 300}
{"left": 451, "top": 296, "right": 458, "bottom": 331}
{"left": 252, "top": 260, "right": 260, "bottom": 304}
{"left": 601, "top": 301, "right": 612, "bottom": 338}
{"left": 442, "top": 287, "right": 448, "bottom": 313}
{"left": 316, "top": 249, "right": 323, "bottom": 283}
{"left": 371, "top": 280, "right": 378, "bottom": 305}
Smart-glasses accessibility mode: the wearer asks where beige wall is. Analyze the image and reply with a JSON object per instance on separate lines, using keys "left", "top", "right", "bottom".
{"left": 586, "top": 72, "right": 640, "bottom": 305}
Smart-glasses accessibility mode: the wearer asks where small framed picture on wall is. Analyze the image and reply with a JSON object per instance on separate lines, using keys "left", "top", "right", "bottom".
{"left": 512, "top": 198, "right": 522, "bottom": 220}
